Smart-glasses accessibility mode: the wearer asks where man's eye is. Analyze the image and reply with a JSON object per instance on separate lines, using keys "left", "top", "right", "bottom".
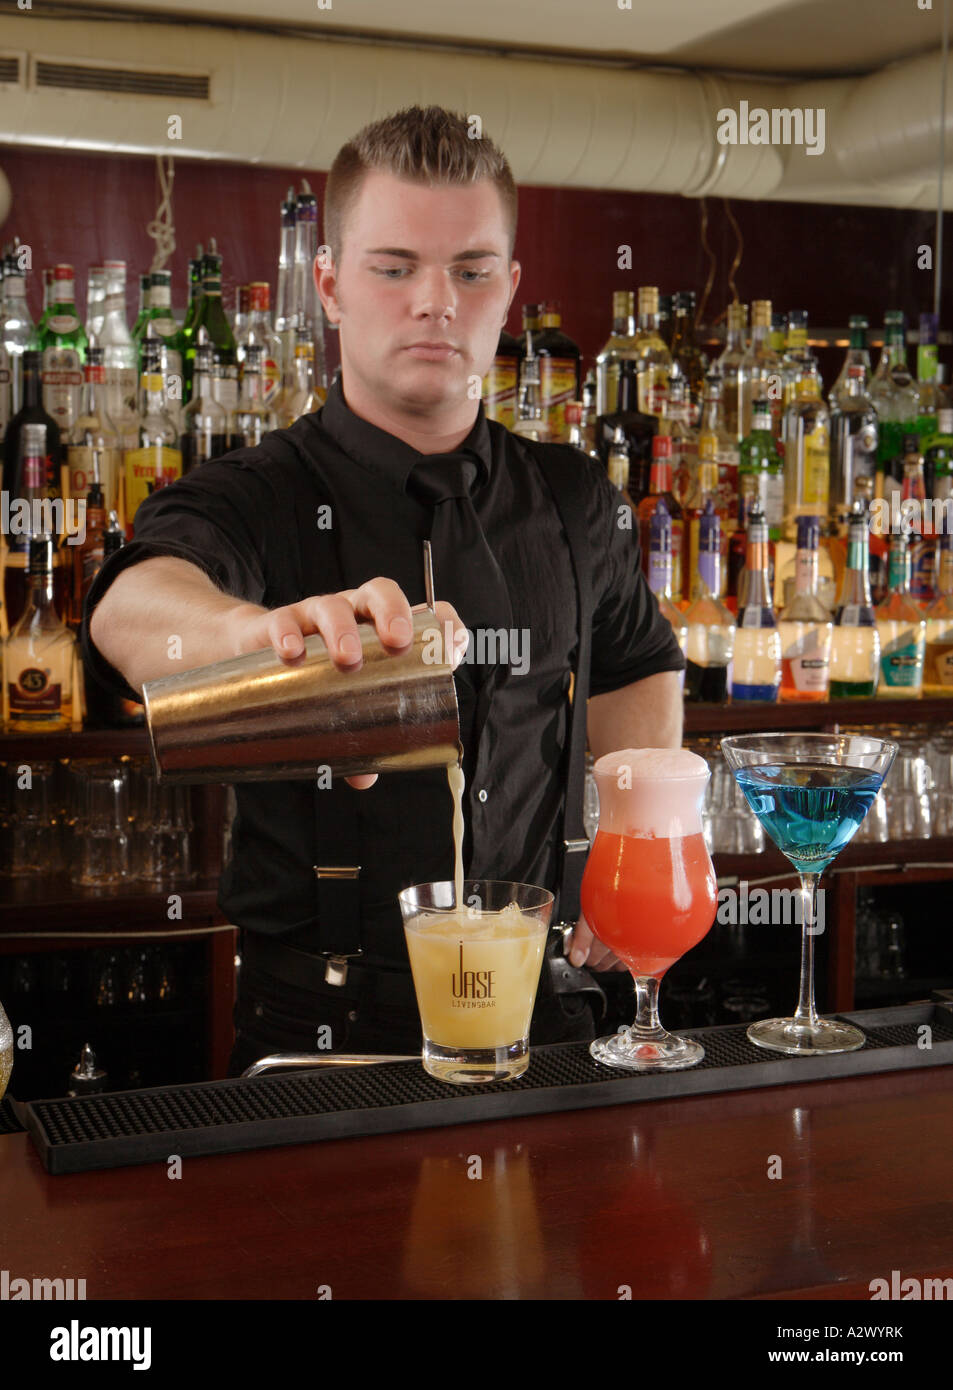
{"left": 457, "top": 269, "right": 490, "bottom": 282}
{"left": 372, "top": 266, "right": 408, "bottom": 279}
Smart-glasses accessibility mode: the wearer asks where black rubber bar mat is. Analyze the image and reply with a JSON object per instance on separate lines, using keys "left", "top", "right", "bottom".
{"left": 21, "top": 1000, "right": 953, "bottom": 1174}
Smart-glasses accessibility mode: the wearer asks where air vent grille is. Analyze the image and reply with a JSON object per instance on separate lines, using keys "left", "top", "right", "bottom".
{"left": 0, "top": 54, "right": 21, "bottom": 85}
{"left": 35, "top": 60, "right": 209, "bottom": 101}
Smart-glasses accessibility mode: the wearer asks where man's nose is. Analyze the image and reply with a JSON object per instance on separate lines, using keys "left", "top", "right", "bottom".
{"left": 411, "top": 268, "right": 457, "bottom": 320}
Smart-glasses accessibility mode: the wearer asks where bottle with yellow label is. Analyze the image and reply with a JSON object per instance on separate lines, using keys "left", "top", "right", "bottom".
{"left": 534, "top": 302, "right": 579, "bottom": 443}
{"left": 123, "top": 339, "right": 182, "bottom": 535}
{"left": 66, "top": 347, "right": 121, "bottom": 520}
{"left": 782, "top": 358, "right": 830, "bottom": 542}
{"left": 483, "top": 329, "right": 522, "bottom": 430}
{"left": 633, "top": 287, "right": 672, "bottom": 420}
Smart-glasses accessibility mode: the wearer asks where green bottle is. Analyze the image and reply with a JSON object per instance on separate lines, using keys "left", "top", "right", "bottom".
{"left": 184, "top": 250, "right": 237, "bottom": 408}
{"left": 739, "top": 397, "right": 784, "bottom": 541}
{"left": 36, "top": 263, "right": 88, "bottom": 434}
{"left": 924, "top": 406, "right": 953, "bottom": 505}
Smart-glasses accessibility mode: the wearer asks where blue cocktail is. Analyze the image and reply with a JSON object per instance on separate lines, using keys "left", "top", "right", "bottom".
{"left": 721, "top": 734, "right": 897, "bottom": 1055}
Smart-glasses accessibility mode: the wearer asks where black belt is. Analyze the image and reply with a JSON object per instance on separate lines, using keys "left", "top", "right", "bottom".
{"left": 241, "top": 928, "right": 416, "bottom": 1006}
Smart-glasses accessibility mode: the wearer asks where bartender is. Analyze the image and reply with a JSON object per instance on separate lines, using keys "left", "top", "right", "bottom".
{"left": 83, "top": 105, "right": 684, "bottom": 1075}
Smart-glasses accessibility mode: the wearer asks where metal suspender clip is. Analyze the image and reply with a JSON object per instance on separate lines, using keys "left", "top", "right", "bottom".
{"left": 313, "top": 865, "right": 363, "bottom": 986}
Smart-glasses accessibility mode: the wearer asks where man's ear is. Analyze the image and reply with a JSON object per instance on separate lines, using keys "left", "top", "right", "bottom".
{"left": 315, "top": 253, "right": 341, "bottom": 325}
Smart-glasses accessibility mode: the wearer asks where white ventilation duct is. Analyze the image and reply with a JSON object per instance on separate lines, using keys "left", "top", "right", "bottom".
{"left": 0, "top": 12, "right": 949, "bottom": 209}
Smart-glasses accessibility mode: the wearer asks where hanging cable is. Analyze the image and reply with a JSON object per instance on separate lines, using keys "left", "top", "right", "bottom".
{"left": 147, "top": 154, "right": 176, "bottom": 272}
{"left": 936, "top": 0, "right": 949, "bottom": 320}
{"left": 723, "top": 197, "right": 744, "bottom": 307}
{"left": 696, "top": 196, "right": 717, "bottom": 336}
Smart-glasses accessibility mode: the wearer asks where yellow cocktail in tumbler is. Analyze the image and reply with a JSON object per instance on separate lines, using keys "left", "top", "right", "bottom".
{"left": 400, "top": 880, "right": 552, "bottom": 1084}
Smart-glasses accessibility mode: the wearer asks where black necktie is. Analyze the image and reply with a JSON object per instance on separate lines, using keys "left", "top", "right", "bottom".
{"left": 406, "top": 453, "right": 513, "bottom": 659}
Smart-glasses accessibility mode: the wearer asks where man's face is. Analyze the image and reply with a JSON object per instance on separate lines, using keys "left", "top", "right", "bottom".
{"left": 317, "top": 169, "right": 520, "bottom": 418}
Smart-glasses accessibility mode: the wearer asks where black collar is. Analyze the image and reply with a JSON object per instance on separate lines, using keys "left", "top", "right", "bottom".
{"left": 317, "top": 374, "right": 494, "bottom": 495}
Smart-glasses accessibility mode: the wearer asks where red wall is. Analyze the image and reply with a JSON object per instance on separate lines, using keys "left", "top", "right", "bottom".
{"left": 2, "top": 144, "right": 950, "bottom": 379}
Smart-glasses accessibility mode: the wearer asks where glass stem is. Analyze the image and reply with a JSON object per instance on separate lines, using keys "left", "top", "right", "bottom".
{"left": 630, "top": 975, "right": 667, "bottom": 1040}
{"left": 793, "top": 873, "right": 821, "bottom": 1028}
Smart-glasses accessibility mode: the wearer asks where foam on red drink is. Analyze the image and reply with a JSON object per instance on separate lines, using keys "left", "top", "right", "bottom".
{"left": 581, "top": 747, "right": 717, "bottom": 978}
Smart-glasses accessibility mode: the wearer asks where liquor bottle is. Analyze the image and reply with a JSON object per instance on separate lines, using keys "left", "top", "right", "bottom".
{"left": 131, "top": 272, "right": 151, "bottom": 341}
{"left": 124, "top": 340, "right": 183, "bottom": 533}
{"left": 3, "top": 533, "right": 75, "bottom": 733}
{"left": 923, "top": 525, "right": 953, "bottom": 695}
{"left": 685, "top": 450, "right": 722, "bottom": 601}
{"left": 782, "top": 358, "right": 829, "bottom": 541}
{"left": 229, "top": 345, "right": 276, "bottom": 449}
{"left": 669, "top": 290, "right": 708, "bottom": 425}
{"left": 924, "top": 407, "right": 953, "bottom": 504}
{"left": 718, "top": 301, "right": 749, "bottom": 443}
{"left": 661, "top": 364, "right": 698, "bottom": 507}
{"left": 483, "top": 329, "right": 522, "bottom": 429}
{"left": 731, "top": 504, "right": 781, "bottom": 702}
{"left": 697, "top": 370, "right": 739, "bottom": 528}
{"left": 136, "top": 270, "right": 184, "bottom": 435}
{"left": 81, "top": 511, "right": 145, "bottom": 729}
{"left": 916, "top": 311, "right": 940, "bottom": 437}
{"left": 683, "top": 501, "right": 735, "bottom": 703}
{"left": 780, "top": 309, "right": 812, "bottom": 411}
{"left": 233, "top": 285, "right": 250, "bottom": 341}
{"left": 769, "top": 311, "right": 786, "bottom": 358}
{"left": 829, "top": 502, "right": 880, "bottom": 698}
{"left": 176, "top": 249, "right": 204, "bottom": 357}
{"left": 274, "top": 188, "right": 297, "bottom": 356}
{"left": 646, "top": 498, "right": 687, "bottom": 687}
{"left": 875, "top": 532, "right": 926, "bottom": 697}
{"left": 632, "top": 286, "right": 671, "bottom": 419}
{"left": 869, "top": 311, "right": 919, "bottom": 494}
{"left": 0, "top": 334, "right": 9, "bottom": 448}
{"left": 66, "top": 347, "right": 121, "bottom": 519}
{"left": 84, "top": 265, "right": 106, "bottom": 342}
{"left": 533, "top": 302, "right": 580, "bottom": 442}
{"left": 511, "top": 333, "right": 549, "bottom": 443}
{"left": 578, "top": 371, "right": 599, "bottom": 456}
{"left": 0, "top": 250, "right": 35, "bottom": 421}
{"left": 294, "top": 185, "right": 328, "bottom": 391}
{"left": 829, "top": 316, "right": 871, "bottom": 409}
{"left": 778, "top": 515, "right": 832, "bottom": 703}
{"left": 658, "top": 294, "right": 674, "bottom": 348}
{"left": 2, "top": 351, "right": 63, "bottom": 553}
{"left": 606, "top": 427, "right": 631, "bottom": 496}
{"left": 829, "top": 364, "right": 878, "bottom": 536}
{"left": 739, "top": 397, "right": 784, "bottom": 542}
{"left": 596, "top": 356, "right": 656, "bottom": 500}
{"left": 97, "top": 260, "right": 139, "bottom": 442}
{"left": 182, "top": 344, "right": 229, "bottom": 472}
{"left": 595, "top": 290, "right": 636, "bottom": 417}
{"left": 185, "top": 250, "right": 237, "bottom": 409}
{"left": 272, "top": 327, "right": 324, "bottom": 430}
{"left": 69, "top": 478, "right": 106, "bottom": 629}
{"left": 235, "top": 282, "right": 282, "bottom": 411}
{"left": 36, "top": 264, "right": 87, "bottom": 433}
{"left": 638, "top": 434, "right": 685, "bottom": 600}
{"left": 742, "top": 299, "right": 782, "bottom": 440}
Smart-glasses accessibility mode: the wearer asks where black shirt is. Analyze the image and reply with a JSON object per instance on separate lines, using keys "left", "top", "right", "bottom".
{"left": 82, "top": 378, "right": 684, "bottom": 964}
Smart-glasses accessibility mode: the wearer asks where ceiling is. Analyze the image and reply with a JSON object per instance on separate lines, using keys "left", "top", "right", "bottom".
{"left": 27, "top": 0, "right": 950, "bottom": 78}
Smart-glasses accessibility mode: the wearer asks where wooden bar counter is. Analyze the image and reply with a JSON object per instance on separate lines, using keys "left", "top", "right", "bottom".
{"left": 2, "top": 1062, "right": 952, "bottom": 1300}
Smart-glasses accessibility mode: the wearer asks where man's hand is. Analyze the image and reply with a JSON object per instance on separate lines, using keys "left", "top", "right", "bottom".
{"left": 226, "top": 577, "right": 467, "bottom": 790}
{"left": 567, "top": 912, "right": 629, "bottom": 972}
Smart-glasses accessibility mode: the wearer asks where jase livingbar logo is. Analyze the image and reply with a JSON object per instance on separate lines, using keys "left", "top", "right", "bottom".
{"left": 716, "top": 101, "right": 826, "bottom": 157}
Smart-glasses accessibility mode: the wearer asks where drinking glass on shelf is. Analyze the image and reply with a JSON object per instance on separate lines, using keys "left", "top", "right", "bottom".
{"left": 928, "top": 735, "right": 953, "bottom": 836}
{"left": 138, "top": 777, "right": 194, "bottom": 883}
{"left": 882, "top": 739, "right": 932, "bottom": 841}
{"left": 854, "top": 788, "right": 889, "bottom": 843}
{"left": 9, "top": 761, "right": 56, "bottom": 877}
{"left": 73, "top": 761, "right": 130, "bottom": 887}
{"left": 0, "top": 998, "right": 12, "bottom": 1102}
{"left": 581, "top": 748, "right": 717, "bottom": 1071}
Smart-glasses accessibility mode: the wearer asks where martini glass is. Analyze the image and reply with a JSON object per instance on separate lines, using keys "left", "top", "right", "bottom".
{"left": 720, "top": 733, "right": 897, "bottom": 1055}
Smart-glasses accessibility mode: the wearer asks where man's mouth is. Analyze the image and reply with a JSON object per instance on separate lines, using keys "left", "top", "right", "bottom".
{"left": 403, "top": 342, "right": 460, "bottom": 361}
